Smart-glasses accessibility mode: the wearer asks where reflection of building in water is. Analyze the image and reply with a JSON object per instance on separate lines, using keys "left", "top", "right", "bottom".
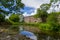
{"left": 24, "top": 16, "right": 42, "bottom": 23}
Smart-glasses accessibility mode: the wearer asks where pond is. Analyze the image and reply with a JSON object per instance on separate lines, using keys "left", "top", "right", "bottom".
{"left": 19, "top": 26, "right": 60, "bottom": 40}
{"left": 19, "top": 27, "right": 37, "bottom": 40}
{"left": 0, "top": 26, "right": 60, "bottom": 40}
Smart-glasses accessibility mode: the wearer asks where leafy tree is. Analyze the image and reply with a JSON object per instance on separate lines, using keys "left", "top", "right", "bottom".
{"left": 50, "top": 0, "right": 59, "bottom": 3}
{"left": 34, "top": 0, "right": 60, "bottom": 23}
{"left": 34, "top": 8, "right": 48, "bottom": 22}
{"left": 0, "top": 0, "right": 24, "bottom": 24}
{"left": 0, "top": 0, "right": 24, "bottom": 12}
{"left": 34, "top": 3, "right": 51, "bottom": 22}
{"left": 40, "top": 4, "right": 51, "bottom": 11}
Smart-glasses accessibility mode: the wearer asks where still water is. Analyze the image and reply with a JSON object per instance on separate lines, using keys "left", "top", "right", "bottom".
{"left": 19, "top": 26, "right": 60, "bottom": 40}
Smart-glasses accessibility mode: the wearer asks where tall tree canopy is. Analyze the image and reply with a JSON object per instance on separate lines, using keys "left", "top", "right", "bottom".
{"left": 40, "top": 4, "right": 51, "bottom": 11}
{"left": 0, "top": 0, "right": 24, "bottom": 14}
{"left": 34, "top": 8, "right": 48, "bottom": 22}
{"left": 0, "top": 0, "right": 24, "bottom": 23}
{"left": 34, "top": 3, "right": 50, "bottom": 22}
{"left": 50, "top": 0, "right": 59, "bottom": 3}
{"left": 34, "top": 0, "right": 60, "bottom": 22}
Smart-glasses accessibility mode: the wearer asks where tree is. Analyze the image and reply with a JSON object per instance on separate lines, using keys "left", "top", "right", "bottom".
{"left": 0, "top": 0, "right": 24, "bottom": 12}
{"left": 40, "top": 4, "right": 51, "bottom": 11}
{"left": 50, "top": 0, "right": 59, "bottom": 3}
{"left": 39, "top": 4, "right": 51, "bottom": 22}
{"left": 0, "top": 0, "right": 24, "bottom": 24}
{"left": 34, "top": 0, "right": 59, "bottom": 23}
{"left": 34, "top": 8, "right": 48, "bottom": 22}
{"left": 34, "top": 3, "right": 50, "bottom": 22}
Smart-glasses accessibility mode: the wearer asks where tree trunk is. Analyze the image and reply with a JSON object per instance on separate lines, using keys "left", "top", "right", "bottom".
{"left": 41, "top": 17, "right": 47, "bottom": 23}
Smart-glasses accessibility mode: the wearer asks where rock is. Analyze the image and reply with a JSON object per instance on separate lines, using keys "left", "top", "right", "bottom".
{"left": 6, "top": 35, "right": 11, "bottom": 38}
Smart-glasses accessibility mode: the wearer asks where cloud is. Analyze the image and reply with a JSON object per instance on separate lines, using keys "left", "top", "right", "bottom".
{"left": 21, "top": 0, "right": 50, "bottom": 16}
{"left": 23, "top": 9, "right": 37, "bottom": 16}
{"left": 22, "top": 0, "right": 50, "bottom": 9}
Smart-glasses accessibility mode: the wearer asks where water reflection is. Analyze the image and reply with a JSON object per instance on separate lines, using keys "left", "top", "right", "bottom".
{"left": 19, "top": 26, "right": 60, "bottom": 40}
{"left": 19, "top": 26, "right": 37, "bottom": 40}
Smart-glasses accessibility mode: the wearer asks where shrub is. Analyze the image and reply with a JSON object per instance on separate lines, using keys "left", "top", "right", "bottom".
{"left": 47, "top": 12, "right": 58, "bottom": 24}
{"left": 9, "top": 14, "right": 20, "bottom": 22}
{"left": 46, "top": 12, "right": 60, "bottom": 32}
{"left": 39, "top": 23, "right": 52, "bottom": 31}
{"left": 0, "top": 14, "right": 5, "bottom": 22}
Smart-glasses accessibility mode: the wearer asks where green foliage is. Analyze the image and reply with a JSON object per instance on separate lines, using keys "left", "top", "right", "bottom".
{"left": 6, "top": 19, "right": 20, "bottom": 25}
{"left": 9, "top": 14, "right": 20, "bottom": 22}
{"left": 39, "top": 23, "right": 52, "bottom": 31}
{"left": 0, "top": 14, "right": 5, "bottom": 22}
{"left": 46, "top": 12, "right": 60, "bottom": 32}
{"left": 16, "top": 0, "right": 24, "bottom": 8}
{"left": 39, "top": 23, "right": 60, "bottom": 33}
{"left": 24, "top": 23, "right": 39, "bottom": 27}
{"left": 0, "top": 0, "right": 14, "bottom": 8}
{"left": 38, "top": 12, "right": 60, "bottom": 33}
{"left": 34, "top": 8, "right": 41, "bottom": 18}
{"left": 0, "top": 0, "right": 24, "bottom": 8}
{"left": 50, "top": 0, "right": 59, "bottom": 3}
{"left": 34, "top": 3, "right": 50, "bottom": 22}
{"left": 0, "top": 0, "right": 24, "bottom": 25}
{"left": 47, "top": 12, "right": 58, "bottom": 24}
{"left": 34, "top": 8, "right": 48, "bottom": 22}
{"left": 40, "top": 4, "right": 51, "bottom": 11}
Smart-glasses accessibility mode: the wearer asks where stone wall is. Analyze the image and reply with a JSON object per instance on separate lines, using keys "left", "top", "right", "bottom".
{"left": 24, "top": 16, "right": 42, "bottom": 23}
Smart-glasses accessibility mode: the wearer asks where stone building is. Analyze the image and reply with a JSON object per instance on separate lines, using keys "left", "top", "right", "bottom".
{"left": 24, "top": 16, "right": 42, "bottom": 23}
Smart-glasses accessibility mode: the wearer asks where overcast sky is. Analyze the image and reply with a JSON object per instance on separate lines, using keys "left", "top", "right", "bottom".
{"left": 22, "top": 0, "right": 50, "bottom": 9}
{"left": 21, "top": 0, "right": 50, "bottom": 16}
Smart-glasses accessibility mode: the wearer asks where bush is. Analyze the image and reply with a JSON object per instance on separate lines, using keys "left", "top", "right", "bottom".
{"left": 46, "top": 12, "right": 60, "bottom": 32}
{"left": 47, "top": 12, "right": 58, "bottom": 24}
{"left": 9, "top": 14, "right": 20, "bottom": 22}
{"left": 39, "top": 23, "right": 52, "bottom": 31}
{"left": 8, "top": 19, "right": 20, "bottom": 25}
{"left": 0, "top": 14, "right": 5, "bottom": 22}
{"left": 39, "top": 23, "right": 60, "bottom": 32}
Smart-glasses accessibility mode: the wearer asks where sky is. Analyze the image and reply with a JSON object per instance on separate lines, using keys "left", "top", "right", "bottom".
{"left": 47, "top": 1, "right": 60, "bottom": 13}
{"left": 1, "top": 0, "right": 60, "bottom": 17}
{"left": 22, "top": 0, "right": 60, "bottom": 16}
{"left": 21, "top": 0, "right": 50, "bottom": 16}
{"left": 22, "top": 0, "right": 50, "bottom": 9}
